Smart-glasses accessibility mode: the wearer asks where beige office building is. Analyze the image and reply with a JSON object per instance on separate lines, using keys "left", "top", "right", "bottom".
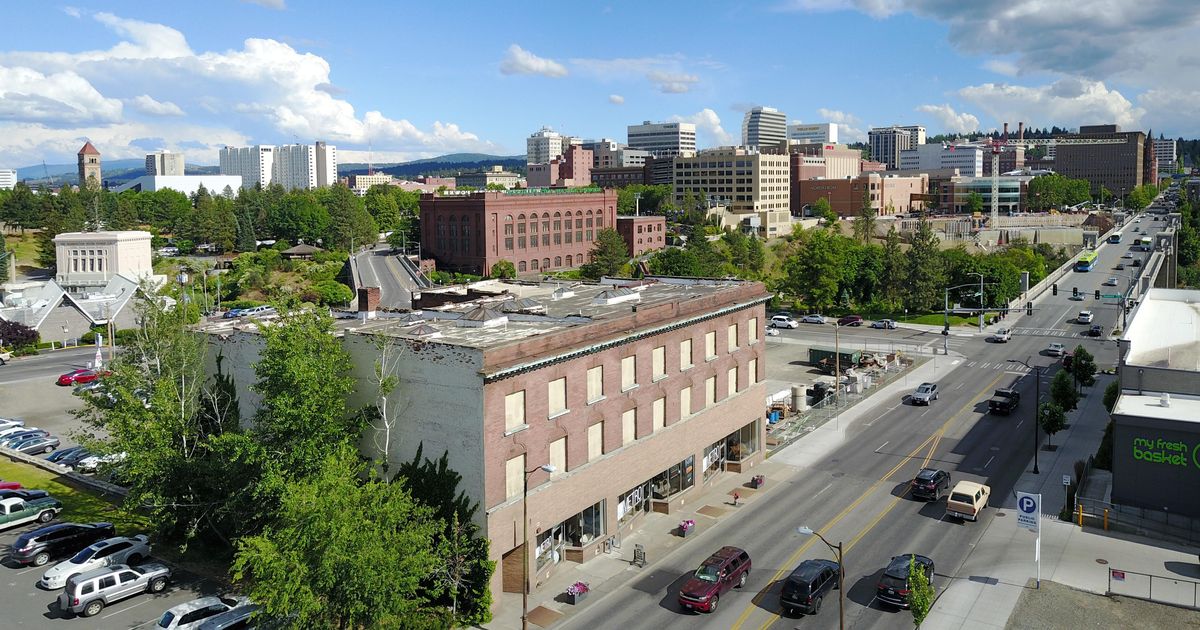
{"left": 674, "top": 147, "right": 790, "bottom": 237}
{"left": 53, "top": 230, "right": 154, "bottom": 293}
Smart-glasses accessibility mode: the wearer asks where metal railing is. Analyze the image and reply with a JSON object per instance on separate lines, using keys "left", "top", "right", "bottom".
{"left": 1107, "top": 567, "right": 1200, "bottom": 610}
{"left": 1076, "top": 496, "right": 1200, "bottom": 545}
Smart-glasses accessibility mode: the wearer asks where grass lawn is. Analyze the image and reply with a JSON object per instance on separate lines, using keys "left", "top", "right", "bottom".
{"left": 5, "top": 231, "right": 41, "bottom": 267}
{"left": 895, "top": 312, "right": 1004, "bottom": 327}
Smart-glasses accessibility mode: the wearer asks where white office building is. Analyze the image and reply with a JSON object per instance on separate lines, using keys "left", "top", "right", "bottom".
{"left": 787, "top": 123, "right": 838, "bottom": 145}
{"left": 144, "top": 151, "right": 185, "bottom": 177}
{"left": 899, "top": 143, "right": 984, "bottom": 176}
{"left": 219, "top": 145, "right": 275, "bottom": 189}
{"left": 741, "top": 107, "right": 788, "bottom": 149}
{"left": 1154, "top": 138, "right": 1177, "bottom": 174}
{"left": 273, "top": 144, "right": 318, "bottom": 192}
{"left": 0, "top": 168, "right": 16, "bottom": 190}
{"left": 627, "top": 121, "right": 697, "bottom": 158}
{"left": 869, "top": 127, "right": 916, "bottom": 169}
{"left": 314, "top": 141, "right": 337, "bottom": 188}
{"left": 113, "top": 175, "right": 243, "bottom": 197}
{"left": 527, "top": 127, "right": 568, "bottom": 165}
{"left": 581, "top": 139, "right": 651, "bottom": 168}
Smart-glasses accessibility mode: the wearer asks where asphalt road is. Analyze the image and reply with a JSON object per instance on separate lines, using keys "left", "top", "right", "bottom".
{"left": 0, "top": 347, "right": 108, "bottom": 449}
{"left": 354, "top": 247, "right": 416, "bottom": 309}
{"left": 561, "top": 215, "right": 1152, "bottom": 630}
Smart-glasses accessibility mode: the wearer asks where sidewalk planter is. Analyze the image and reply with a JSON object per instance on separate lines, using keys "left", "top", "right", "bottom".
{"left": 566, "top": 581, "right": 590, "bottom": 605}
{"left": 679, "top": 519, "right": 696, "bottom": 538}
{"left": 750, "top": 474, "right": 765, "bottom": 489}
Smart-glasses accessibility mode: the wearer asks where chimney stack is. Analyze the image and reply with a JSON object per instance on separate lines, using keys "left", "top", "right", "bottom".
{"left": 1003, "top": 122, "right": 1009, "bottom": 139}
{"left": 1018, "top": 122, "right": 1025, "bottom": 141}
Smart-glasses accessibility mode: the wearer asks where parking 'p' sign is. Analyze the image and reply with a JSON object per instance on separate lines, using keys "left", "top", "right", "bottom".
{"left": 1016, "top": 491, "right": 1040, "bottom": 533}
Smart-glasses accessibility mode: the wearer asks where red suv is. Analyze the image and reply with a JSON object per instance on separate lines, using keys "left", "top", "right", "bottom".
{"left": 836, "top": 315, "right": 864, "bottom": 327}
{"left": 677, "top": 546, "right": 751, "bottom": 613}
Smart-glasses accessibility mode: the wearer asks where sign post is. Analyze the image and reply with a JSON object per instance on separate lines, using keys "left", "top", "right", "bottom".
{"left": 1063, "top": 475, "right": 1071, "bottom": 513}
{"left": 1017, "top": 491, "right": 1042, "bottom": 588}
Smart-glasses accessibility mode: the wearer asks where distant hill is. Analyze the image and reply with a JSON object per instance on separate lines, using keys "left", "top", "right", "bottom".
{"left": 16, "top": 158, "right": 146, "bottom": 183}
{"left": 340, "top": 153, "right": 527, "bottom": 179}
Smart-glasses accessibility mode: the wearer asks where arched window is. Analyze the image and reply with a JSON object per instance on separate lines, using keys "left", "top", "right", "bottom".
{"left": 566, "top": 255, "right": 573, "bottom": 266}
{"left": 543, "top": 257, "right": 551, "bottom": 269}
{"left": 518, "top": 261, "right": 527, "bottom": 272}
{"left": 531, "top": 259, "right": 539, "bottom": 270}
{"left": 554, "top": 256, "right": 562, "bottom": 267}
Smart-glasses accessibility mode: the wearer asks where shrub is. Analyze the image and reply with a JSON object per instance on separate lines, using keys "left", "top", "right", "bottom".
{"left": 0, "top": 319, "right": 39, "bottom": 350}
{"left": 1095, "top": 421, "right": 1114, "bottom": 470}
{"left": 309, "top": 280, "right": 354, "bottom": 306}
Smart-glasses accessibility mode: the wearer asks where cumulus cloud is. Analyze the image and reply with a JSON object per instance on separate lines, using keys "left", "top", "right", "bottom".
{"left": 816, "top": 108, "right": 866, "bottom": 142}
{"left": 129, "top": 94, "right": 184, "bottom": 116}
{"left": 671, "top": 108, "right": 733, "bottom": 147}
{"left": 983, "top": 59, "right": 1019, "bottom": 77}
{"left": 916, "top": 103, "right": 979, "bottom": 134}
{"left": 777, "top": 0, "right": 903, "bottom": 18}
{"left": 0, "top": 12, "right": 497, "bottom": 164}
{"left": 241, "top": 0, "right": 286, "bottom": 9}
{"left": 571, "top": 54, "right": 704, "bottom": 94}
{"left": 958, "top": 79, "right": 1144, "bottom": 130}
{"left": 647, "top": 70, "right": 699, "bottom": 94}
{"left": 499, "top": 44, "right": 567, "bottom": 78}
{"left": 608, "top": 94, "right": 624, "bottom": 105}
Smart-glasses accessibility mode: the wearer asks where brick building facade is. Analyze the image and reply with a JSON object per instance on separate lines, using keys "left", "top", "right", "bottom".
{"left": 616, "top": 215, "right": 667, "bottom": 257}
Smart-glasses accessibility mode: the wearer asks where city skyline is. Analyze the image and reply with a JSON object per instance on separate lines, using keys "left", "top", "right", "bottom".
{"left": 1, "top": 1, "right": 1197, "bottom": 167}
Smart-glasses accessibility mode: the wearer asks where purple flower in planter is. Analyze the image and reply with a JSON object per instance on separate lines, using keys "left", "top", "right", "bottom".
{"left": 567, "top": 581, "right": 590, "bottom": 596}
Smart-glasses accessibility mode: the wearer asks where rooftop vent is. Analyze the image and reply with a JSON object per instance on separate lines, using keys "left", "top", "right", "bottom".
{"left": 551, "top": 286, "right": 575, "bottom": 300}
{"left": 1161, "top": 392, "right": 1171, "bottom": 408}
{"left": 405, "top": 323, "right": 442, "bottom": 339}
{"left": 592, "top": 287, "right": 640, "bottom": 306}
{"left": 457, "top": 305, "right": 508, "bottom": 328}
{"left": 499, "top": 298, "right": 545, "bottom": 314}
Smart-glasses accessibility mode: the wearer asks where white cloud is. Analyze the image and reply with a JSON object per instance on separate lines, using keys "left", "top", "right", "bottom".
{"left": 1137, "top": 90, "right": 1200, "bottom": 137}
{"left": 958, "top": 79, "right": 1144, "bottom": 130}
{"left": 63, "top": 6, "right": 81, "bottom": 18}
{"left": 983, "top": 59, "right": 1019, "bottom": 77}
{"left": 0, "top": 12, "right": 498, "bottom": 165}
{"left": 129, "top": 94, "right": 184, "bottom": 116}
{"left": 570, "top": 54, "right": 704, "bottom": 94}
{"left": 608, "top": 94, "right": 624, "bottom": 105}
{"left": 499, "top": 44, "right": 567, "bottom": 78}
{"left": 915, "top": 103, "right": 979, "bottom": 134}
{"left": 817, "top": 108, "right": 856, "bottom": 125}
{"left": 815, "top": 108, "right": 866, "bottom": 142}
{"left": 671, "top": 108, "right": 733, "bottom": 147}
{"left": 777, "top": 0, "right": 903, "bottom": 18}
{"left": 647, "top": 70, "right": 699, "bottom": 94}
{"left": 241, "top": 0, "right": 286, "bottom": 9}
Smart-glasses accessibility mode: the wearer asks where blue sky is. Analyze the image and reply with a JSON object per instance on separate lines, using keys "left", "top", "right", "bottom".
{"left": 2, "top": 0, "right": 1198, "bottom": 167}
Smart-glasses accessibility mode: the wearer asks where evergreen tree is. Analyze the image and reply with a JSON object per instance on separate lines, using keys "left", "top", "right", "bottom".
{"left": 579, "top": 228, "right": 631, "bottom": 279}
{"left": 324, "top": 184, "right": 379, "bottom": 251}
{"left": 745, "top": 235, "right": 765, "bottom": 276}
{"left": 881, "top": 225, "right": 907, "bottom": 309}
{"left": 852, "top": 188, "right": 877, "bottom": 242}
{"left": 904, "top": 215, "right": 945, "bottom": 312}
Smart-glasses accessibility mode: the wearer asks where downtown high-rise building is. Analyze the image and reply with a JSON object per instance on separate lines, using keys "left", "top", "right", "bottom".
{"left": 527, "top": 127, "right": 569, "bottom": 165}
{"left": 868, "top": 125, "right": 926, "bottom": 170}
{"left": 145, "top": 151, "right": 185, "bottom": 176}
{"left": 786, "top": 123, "right": 838, "bottom": 145}
{"left": 219, "top": 141, "right": 336, "bottom": 190}
{"left": 1153, "top": 138, "right": 1177, "bottom": 174}
{"left": 219, "top": 145, "right": 275, "bottom": 189}
{"left": 741, "top": 107, "right": 787, "bottom": 149}
{"left": 626, "top": 121, "right": 697, "bottom": 158}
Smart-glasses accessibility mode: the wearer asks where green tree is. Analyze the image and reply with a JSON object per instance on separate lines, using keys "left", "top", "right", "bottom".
{"left": 489, "top": 259, "right": 516, "bottom": 279}
{"left": 1050, "top": 369, "right": 1079, "bottom": 412}
{"left": 269, "top": 192, "right": 330, "bottom": 245}
{"left": 616, "top": 184, "right": 672, "bottom": 215}
{"left": 647, "top": 247, "right": 700, "bottom": 276}
{"left": 966, "top": 192, "right": 984, "bottom": 215}
{"left": 323, "top": 184, "right": 378, "bottom": 251}
{"left": 683, "top": 225, "right": 728, "bottom": 276}
{"left": 852, "top": 193, "right": 878, "bottom": 243}
{"left": 908, "top": 556, "right": 935, "bottom": 627}
{"left": 37, "top": 187, "right": 88, "bottom": 270}
{"left": 233, "top": 445, "right": 444, "bottom": 629}
{"left": 0, "top": 230, "right": 8, "bottom": 284}
{"left": 364, "top": 186, "right": 402, "bottom": 231}
{"left": 307, "top": 279, "right": 355, "bottom": 306}
{"left": 811, "top": 197, "right": 838, "bottom": 224}
{"left": 904, "top": 215, "right": 946, "bottom": 312}
{"left": 1071, "top": 346, "right": 1097, "bottom": 389}
{"left": 745, "top": 235, "right": 765, "bottom": 276}
{"left": 1039, "top": 401, "right": 1067, "bottom": 447}
{"left": 881, "top": 226, "right": 907, "bottom": 310}
{"left": 783, "top": 229, "right": 843, "bottom": 310}
{"left": 580, "top": 227, "right": 631, "bottom": 279}
{"left": 1103, "top": 380, "right": 1120, "bottom": 413}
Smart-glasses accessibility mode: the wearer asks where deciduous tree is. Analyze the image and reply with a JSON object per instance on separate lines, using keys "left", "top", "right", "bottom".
{"left": 1039, "top": 401, "right": 1067, "bottom": 447}
{"left": 908, "top": 556, "right": 935, "bottom": 628}
{"left": 489, "top": 259, "right": 516, "bottom": 279}
{"left": 1050, "top": 369, "right": 1079, "bottom": 412}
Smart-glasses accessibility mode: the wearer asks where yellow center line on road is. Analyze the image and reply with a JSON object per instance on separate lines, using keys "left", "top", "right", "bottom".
{"left": 735, "top": 371, "right": 1008, "bottom": 630}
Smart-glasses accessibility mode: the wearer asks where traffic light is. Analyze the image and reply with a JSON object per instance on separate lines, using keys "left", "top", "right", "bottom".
{"left": 1095, "top": 289, "right": 1101, "bottom": 300}
{"left": 1052, "top": 284, "right": 1058, "bottom": 296}
{"left": 1026, "top": 302, "right": 1034, "bottom": 316}
{"left": 1072, "top": 287, "right": 1078, "bottom": 298}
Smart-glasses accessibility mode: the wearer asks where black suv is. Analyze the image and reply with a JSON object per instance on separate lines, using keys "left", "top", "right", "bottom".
{"left": 910, "top": 468, "right": 951, "bottom": 501}
{"left": 10, "top": 522, "right": 115, "bottom": 567}
{"left": 876, "top": 554, "right": 934, "bottom": 609}
{"left": 779, "top": 559, "right": 840, "bottom": 616}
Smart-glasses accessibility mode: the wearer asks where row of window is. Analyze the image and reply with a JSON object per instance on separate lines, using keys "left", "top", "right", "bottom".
{"left": 515, "top": 257, "right": 573, "bottom": 272}
{"left": 504, "top": 230, "right": 595, "bottom": 250}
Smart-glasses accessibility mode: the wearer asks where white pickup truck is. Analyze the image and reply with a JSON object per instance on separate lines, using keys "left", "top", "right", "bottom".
{"left": 988, "top": 329, "right": 1012, "bottom": 343}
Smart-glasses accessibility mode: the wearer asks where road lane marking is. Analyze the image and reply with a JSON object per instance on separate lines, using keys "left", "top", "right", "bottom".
{"left": 739, "top": 370, "right": 1008, "bottom": 630}
{"left": 955, "top": 382, "right": 965, "bottom": 390}
{"left": 102, "top": 596, "right": 151, "bottom": 618}
{"left": 813, "top": 482, "right": 834, "bottom": 499}
{"left": 984, "top": 456, "right": 995, "bottom": 469}
{"left": 875, "top": 441, "right": 889, "bottom": 453}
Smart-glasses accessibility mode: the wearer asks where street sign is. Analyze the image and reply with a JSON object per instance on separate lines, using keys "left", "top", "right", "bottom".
{"left": 1062, "top": 475, "right": 1071, "bottom": 486}
{"left": 1112, "top": 570, "right": 1126, "bottom": 582}
{"left": 1017, "top": 491, "right": 1041, "bottom": 533}
{"left": 1102, "top": 294, "right": 1122, "bottom": 299}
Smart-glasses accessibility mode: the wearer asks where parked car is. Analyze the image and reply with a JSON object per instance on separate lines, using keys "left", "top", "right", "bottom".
{"left": 1115, "top": 263, "right": 1126, "bottom": 270}
{"left": 677, "top": 546, "right": 752, "bottom": 613}
{"left": 74, "top": 452, "right": 127, "bottom": 474}
{"left": 0, "top": 350, "right": 10, "bottom": 366}
{"left": 1045, "top": 343, "right": 1066, "bottom": 357}
{"left": 57, "top": 369, "right": 109, "bottom": 386}
{"left": 1104, "top": 277, "right": 1119, "bottom": 286}
{"left": 876, "top": 554, "right": 935, "bottom": 609}
{"left": 241, "top": 305, "right": 276, "bottom": 318}
{"left": 222, "top": 308, "right": 245, "bottom": 319}
{"left": 1077, "top": 310, "right": 1094, "bottom": 324}
{"left": 779, "top": 559, "right": 840, "bottom": 616}
{"left": 0, "top": 429, "right": 49, "bottom": 447}
{"left": 58, "top": 448, "right": 94, "bottom": 469}
{"left": 198, "top": 604, "right": 263, "bottom": 630}
{"left": 158, "top": 596, "right": 248, "bottom": 630}
{"left": 987, "top": 329, "right": 1011, "bottom": 343}
{"left": 836, "top": 315, "right": 864, "bottom": 327}
{"left": 0, "top": 495, "right": 62, "bottom": 532}
{"left": 40, "top": 534, "right": 152, "bottom": 589}
{"left": 800, "top": 314, "right": 826, "bottom": 324}
{"left": 870, "top": 319, "right": 897, "bottom": 329}
{"left": 156, "top": 246, "right": 180, "bottom": 257}
{"left": 910, "top": 468, "right": 951, "bottom": 501}
{"left": 1132, "top": 259, "right": 1142, "bottom": 267}
{"left": 58, "top": 562, "right": 170, "bottom": 617}
{"left": 10, "top": 522, "right": 116, "bottom": 567}
{"left": 987, "top": 389, "right": 1020, "bottom": 415}
{"left": 0, "top": 425, "right": 39, "bottom": 439}
{"left": 910, "top": 383, "right": 939, "bottom": 405}
{"left": 11, "top": 435, "right": 60, "bottom": 455}
{"left": 0, "top": 418, "right": 24, "bottom": 432}
{"left": 1121, "top": 252, "right": 1134, "bottom": 259}
{"left": 1088, "top": 324, "right": 1105, "bottom": 337}
{"left": 47, "top": 445, "right": 89, "bottom": 464}
{"left": 0, "top": 489, "right": 49, "bottom": 502}
{"left": 945, "top": 480, "right": 991, "bottom": 522}
{"left": 770, "top": 315, "right": 799, "bottom": 329}
{"left": 0, "top": 480, "right": 22, "bottom": 490}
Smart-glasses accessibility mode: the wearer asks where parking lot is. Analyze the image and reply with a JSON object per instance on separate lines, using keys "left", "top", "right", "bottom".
{"left": 1, "top": 348, "right": 219, "bottom": 628}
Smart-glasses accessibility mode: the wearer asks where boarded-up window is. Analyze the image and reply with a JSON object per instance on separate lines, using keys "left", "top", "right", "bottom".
{"left": 653, "top": 397, "right": 665, "bottom": 431}
{"left": 621, "top": 355, "right": 637, "bottom": 390}
{"left": 549, "top": 437, "right": 566, "bottom": 476}
{"left": 548, "top": 377, "right": 567, "bottom": 416}
{"left": 680, "top": 339, "right": 693, "bottom": 370}
{"left": 505, "top": 454, "right": 524, "bottom": 500}
{"left": 748, "top": 358, "right": 758, "bottom": 384}
{"left": 652, "top": 346, "right": 666, "bottom": 379}
{"left": 622, "top": 408, "right": 636, "bottom": 445}
{"left": 505, "top": 391, "right": 525, "bottom": 432}
{"left": 705, "top": 331, "right": 716, "bottom": 359}
{"left": 705, "top": 376, "right": 716, "bottom": 407}
{"left": 587, "top": 366, "right": 604, "bottom": 403}
{"left": 588, "top": 422, "right": 603, "bottom": 460}
{"left": 727, "top": 367, "right": 738, "bottom": 397}
{"left": 727, "top": 324, "right": 738, "bottom": 351}
{"left": 680, "top": 386, "right": 692, "bottom": 418}
{"left": 748, "top": 318, "right": 759, "bottom": 343}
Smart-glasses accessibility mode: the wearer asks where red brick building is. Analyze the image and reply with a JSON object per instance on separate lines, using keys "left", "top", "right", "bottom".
{"left": 419, "top": 188, "right": 618, "bottom": 275}
{"left": 616, "top": 215, "right": 667, "bottom": 257}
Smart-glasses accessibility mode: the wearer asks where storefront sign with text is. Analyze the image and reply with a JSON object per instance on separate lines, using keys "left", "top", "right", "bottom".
{"left": 1131, "top": 436, "right": 1200, "bottom": 469}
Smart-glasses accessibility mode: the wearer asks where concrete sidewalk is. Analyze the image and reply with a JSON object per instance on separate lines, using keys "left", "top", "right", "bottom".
{"left": 927, "top": 372, "right": 1200, "bottom": 628}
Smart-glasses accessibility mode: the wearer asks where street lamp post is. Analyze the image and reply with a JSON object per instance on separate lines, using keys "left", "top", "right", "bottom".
{"left": 968, "top": 272, "right": 986, "bottom": 332}
{"left": 797, "top": 526, "right": 844, "bottom": 630}
{"left": 943, "top": 281, "right": 988, "bottom": 354}
{"left": 1008, "top": 357, "right": 1045, "bottom": 474}
{"left": 522, "top": 463, "right": 557, "bottom": 630}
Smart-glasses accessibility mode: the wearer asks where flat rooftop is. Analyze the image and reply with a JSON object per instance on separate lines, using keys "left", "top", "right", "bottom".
{"left": 1123, "top": 288, "right": 1200, "bottom": 371}
{"left": 1113, "top": 390, "right": 1200, "bottom": 424}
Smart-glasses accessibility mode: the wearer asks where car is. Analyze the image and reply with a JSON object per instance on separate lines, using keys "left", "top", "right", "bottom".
{"left": 158, "top": 595, "right": 249, "bottom": 630}
{"left": 0, "top": 495, "right": 62, "bottom": 532}
{"left": 870, "top": 319, "right": 897, "bottom": 329}
{"left": 156, "top": 246, "right": 180, "bottom": 257}
{"left": 677, "top": 546, "right": 752, "bottom": 613}
{"left": 222, "top": 308, "right": 245, "bottom": 319}
{"left": 1088, "top": 324, "right": 1105, "bottom": 337}
{"left": 0, "top": 417, "right": 24, "bottom": 432}
{"left": 74, "top": 451, "right": 127, "bottom": 473}
{"left": 11, "top": 435, "right": 60, "bottom": 455}
{"left": 58, "top": 562, "right": 171, "bottom": 618}
{"left": 988, "top": 329, "right": 1011, "bottom": 343}
{"left": 0, "top": 428, "right": 49, "bottom": 446}
{"left": 910, "top": 468, "right": 951, "bottom": 501}
{"left": 57, "top": 369, "right": 109, "bottom": 386}
{"left": 910, "top": 383, "right": 939, "bottom": 405}
{"left": 0, "top": 480, "right": 22, "bottom": 490}
{"left": 0, "top": 488, "right": 50, "bottom": 502}
{"left": 1104, "top": 277, "right": 1119, "bottom": 286}
{"left": 241, "top": 305, "right": 276, "bottom": 318}
{"left": 39, "top": 534, "right": 152, "bottom": 589}
{"left": 779, "top": 559, "right": 841, "bottom": 617}
{"left": 1122, "top": 252, "right": 1134, "bottom": 259}
{"left": 1132, "top": 259, "right": 1142, "bottom": 267}
{"left": 1115, "top": 263, "right": 1126, "bottom": 270}
{"left": 1045, "top": 343, "right": 1066, "bottom": 357}
{"left": 1077, "top": 310, "right": 1094, "bottom": 324}
{"left": 73, "top": 380, "right": 105, "bottom": 395}
{"left": 770, "top": 315, "right": 799, "bottom": 329}
{"left": 0, "top": 425, "right": 39, "bottom": 439}
{"left": 800, "top": 314, "right": 826, "bottom": 324}
{"left": 988, "top": 388, "right": 1021, "bottom": 415}
{"left": 836, "top": 315, "right": 864, "bottom": 327}
{"left": 945, "top": 480, "right": 992, "bottom": 522}
{"left": 1134, "top": 218, "right": 1141, "bottom": 223}
{"left": 10, "top": 521, "right": 116, "bottom": 567}
{"left": 58, "top": 448, "right": 94, "bottom": 469}
{"left": 47, "top": 445, "right": 89, "bottom": 464}
{"left": 876, "top": 554, "right": 935, "bottom": 609}
{"left": 197, "top": 604, "right": 263, "bottom": 630}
